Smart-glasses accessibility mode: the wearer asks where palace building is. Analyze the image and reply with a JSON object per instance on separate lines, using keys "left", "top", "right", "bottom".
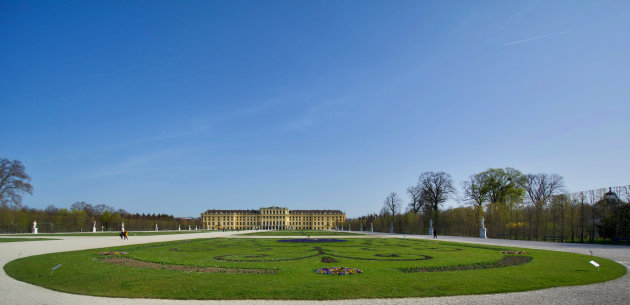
{"left": 201, "top": 206, "right": 346, "bottom": 230}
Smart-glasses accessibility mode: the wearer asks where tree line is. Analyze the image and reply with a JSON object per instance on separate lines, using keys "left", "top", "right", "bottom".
{"left": 2, "top": 158, "right": 627, "bottom": 240}
{"left": 0, "top": 201, "right": 201, "bottom": 233}
{"left": 345, "top": 169, "right": 629, "bottom": 243}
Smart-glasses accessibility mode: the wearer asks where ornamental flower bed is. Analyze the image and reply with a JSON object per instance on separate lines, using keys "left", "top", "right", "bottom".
{"left": 400, "top": 255, "right": 532, "bottom": 273}
{"left": 316, "top": 267, "right": 363, "bottom": 275}
{"left": 501, "top": 250, "right": 528, "bottom": 255}
{"left": 99, "top": 251, "right": 127, "bottom": 256}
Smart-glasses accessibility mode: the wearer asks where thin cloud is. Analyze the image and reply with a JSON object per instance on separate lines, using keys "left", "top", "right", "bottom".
{"left": 285, "top": 96, "right": 353, "bottom": 131}
{"left": 80, "top": 147, "right": 198, "bottom": 181}
{"left": 504, "top": 28, "right": 578, "bottom": 46}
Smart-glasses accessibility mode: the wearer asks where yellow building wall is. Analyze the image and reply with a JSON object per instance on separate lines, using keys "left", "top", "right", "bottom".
{"left": 201, "top": 207, "right": 345, "bottom": 230}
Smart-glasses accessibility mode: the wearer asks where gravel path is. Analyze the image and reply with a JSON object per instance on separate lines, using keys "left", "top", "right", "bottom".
{"left": 1, "top": 231, "right": 628, "bottom": 305}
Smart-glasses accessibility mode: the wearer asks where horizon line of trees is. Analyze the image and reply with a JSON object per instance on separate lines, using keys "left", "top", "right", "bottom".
{"left": 345, "top": 169, "right": 629, "bottom": 243}
{"left": 0, "top": 201, "right": 201, "bottom": 233}
{"left": 2, "top": 159, "right": 628, "bottom": 240}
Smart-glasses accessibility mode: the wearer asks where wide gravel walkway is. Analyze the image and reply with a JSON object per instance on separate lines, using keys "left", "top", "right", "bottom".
{"left": 1, "top": 231, "right": 628, "bottom": 305}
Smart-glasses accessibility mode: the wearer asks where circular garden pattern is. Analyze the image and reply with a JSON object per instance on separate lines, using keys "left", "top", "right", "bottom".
{"left": 4, "top": 237, "right": 626, "bottom": 300}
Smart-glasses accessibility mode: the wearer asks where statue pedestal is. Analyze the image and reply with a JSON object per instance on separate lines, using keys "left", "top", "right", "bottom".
{"left": 480, "top": 216, "right": 487, "bottom": 238}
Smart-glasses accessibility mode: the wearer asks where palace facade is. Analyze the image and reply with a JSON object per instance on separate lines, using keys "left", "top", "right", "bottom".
{"left": 201, "top": 206, "right": 346, "bottom": 230}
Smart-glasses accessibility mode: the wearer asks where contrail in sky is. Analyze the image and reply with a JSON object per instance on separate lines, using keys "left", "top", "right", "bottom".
{"left": 504, "top": 28, "right": 578, "bottom": 46}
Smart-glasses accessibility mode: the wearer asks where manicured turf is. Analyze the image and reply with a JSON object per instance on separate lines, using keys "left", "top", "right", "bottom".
{"left": 4, "top": 238, "right": 625, "bottom": 300}
{"left": 0, "top": 238, "right": 58, "bottom": 242}
{"left": 239, "top": 230, "right": 361, "bottom": 236}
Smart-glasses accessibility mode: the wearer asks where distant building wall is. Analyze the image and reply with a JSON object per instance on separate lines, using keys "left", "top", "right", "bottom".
{"left": 201, "top": 206, "right": 346, "bottom": 230}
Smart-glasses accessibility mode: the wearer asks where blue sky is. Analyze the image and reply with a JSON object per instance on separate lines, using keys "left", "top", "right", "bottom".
{"left": 2, "top": 1, "right": 629, "bottom": 217}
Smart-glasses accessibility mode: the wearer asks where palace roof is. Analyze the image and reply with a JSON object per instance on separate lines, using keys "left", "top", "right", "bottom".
{"left": 202, "top": 209, "right": 344, "bottom": 215}
{"left": 289, "top": 210, "right": 344, "bottom": 215}
{"left": 203, "top": 209, "right": 260, "bottom": 214}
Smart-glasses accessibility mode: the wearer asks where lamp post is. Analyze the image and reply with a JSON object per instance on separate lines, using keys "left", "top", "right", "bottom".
{"left": 604, "top": 187, "right": 620, "bottom": 239}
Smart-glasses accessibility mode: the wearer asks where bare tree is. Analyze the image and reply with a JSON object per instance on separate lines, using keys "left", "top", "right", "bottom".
{"left": 384, "top": 192, "right": 402, "bottom": 217}
{"left": 70, "top": 201, "right": 95, "bottom": 216}
{"left": 463, "top": 174, "right": 488, "bottom": 206}
{"left": 0, "top": 159, "right": 34, "bottom": 208}
{"left": 379, "top": 206, "right": 391, "bottom": 217}
{"left": 577, "top": 191, "right": 586, "bottom": 243}
{"left": 407, "top": 185, "right": 423, "bottom": 214}
{"left": 418, "top": 171, "right": 455, "bottom": 228}
{"left": 45, "top": 204, "right": 59, "bottom": 215}
{"left": 525, "top": 173, "right": 564, "bottom": 240}
{"left": 551, "top": 194, "right": 569, "bottom": 242}
{"left": 94, "top": 204, "right": 115, "bottom": 215}
{"left": 462, "top": 173, "right": 489, "bottom": 221}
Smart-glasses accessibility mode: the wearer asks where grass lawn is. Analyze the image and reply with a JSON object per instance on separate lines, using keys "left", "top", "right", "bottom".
{"left": 0, "top": 238, "right": 58, "bottom": 242}
{"left": 239, "top": 230, "right": 361, "bottom": 236}
{"left": 4, "top": 238, "right": 625, "bottom": 300}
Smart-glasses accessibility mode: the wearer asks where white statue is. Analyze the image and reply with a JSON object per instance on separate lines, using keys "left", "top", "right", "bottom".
{"left": 188, "top": 225, "right": 191, "bottom": 231}
{"left": 480, "top": 216, "right": 487, "bottom": 238}
{"left": 32, "top": 221, "right": 38, "bottom": 234}
{"left": 360, "top": 223, "right": 363, "bottom": 231}
{"left": 155, "top": 223, "right": 158, "bottom": 231}
{"left": 390, "top": 221, "right": 394, "bottom": 233}
{"left": 428, "top": 219, "right": 434, "bottom": 236}
{"left": 121, "top": 222, "right": 125, "bottom": 232}
{"left": 92, "top": 221, "right": 96, "bottom": 232}
{"left": 370, "top": 222, "right": 374, "bottom": 232}
{"left": 178, "top": 224, "right": 181, "bottom": 231}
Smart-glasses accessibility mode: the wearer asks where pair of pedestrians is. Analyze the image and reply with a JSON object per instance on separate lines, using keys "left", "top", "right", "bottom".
{"left": 119, "top": 230, "right": 128, "bottom": 240}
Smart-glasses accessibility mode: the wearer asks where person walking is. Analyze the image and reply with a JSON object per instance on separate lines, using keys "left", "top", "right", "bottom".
{"left": 433, "top": 228, "right": 437, "bottom": 239}
{"left": 124, "top": 230, "right": 128, "bottom": 240}
{"left": 119, "top": 231, "right": 124, "bottom": 239}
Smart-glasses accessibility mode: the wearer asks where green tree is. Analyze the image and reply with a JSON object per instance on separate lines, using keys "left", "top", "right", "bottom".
{"left": 99, "top": 211, "right": 112, "bottom": 230}
{"left": 478, "top": 168, "right": 526, "bottom": 205}
{"left": 111, "top": 212, "right": 122, "bottom": 231}
{"left": 73, "top": 209, "right": 88, "bottom": 232}
{"left": 468, "top": 168, "right": 526, "bottom": 238}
